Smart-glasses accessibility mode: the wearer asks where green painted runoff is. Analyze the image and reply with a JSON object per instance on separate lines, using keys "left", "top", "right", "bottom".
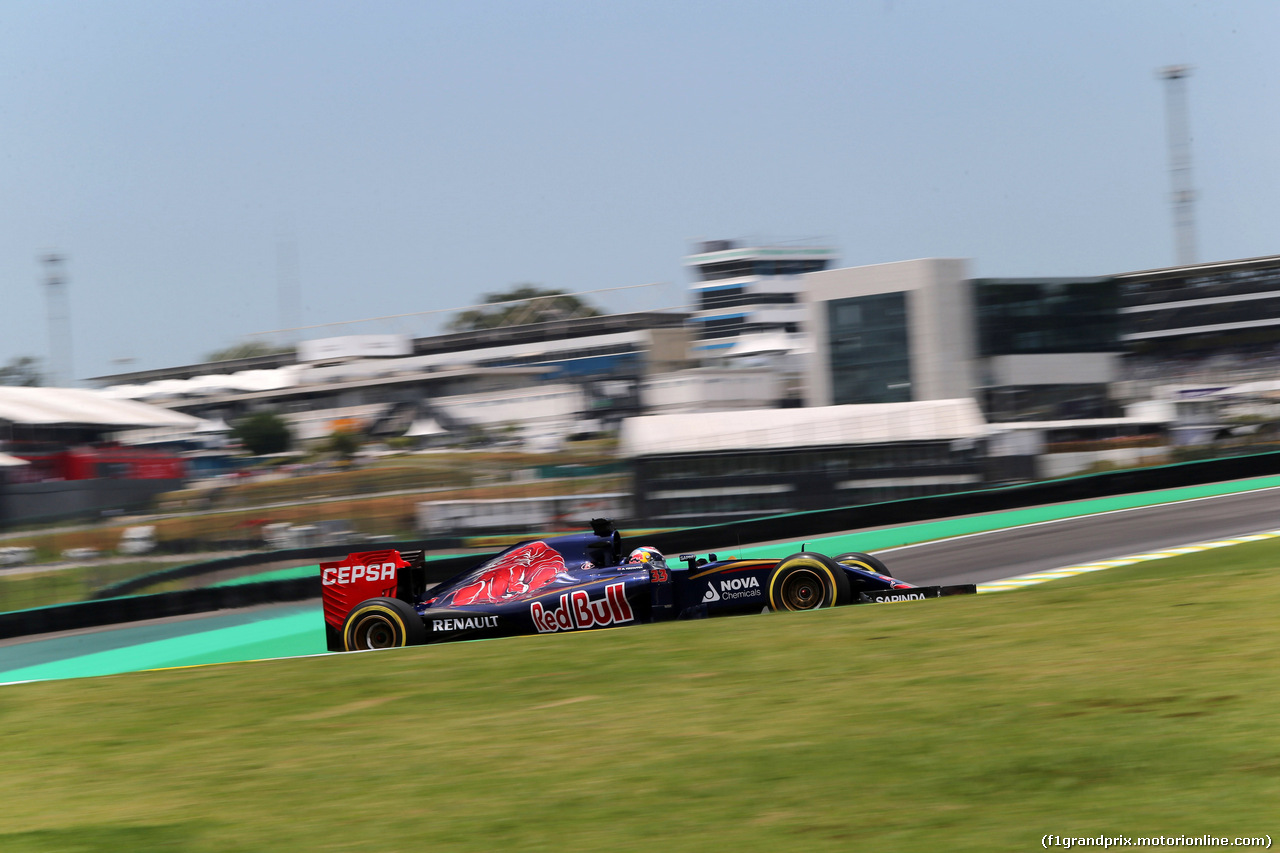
{"left": 6, "top": 473, "right": 1280, "bottom": 685}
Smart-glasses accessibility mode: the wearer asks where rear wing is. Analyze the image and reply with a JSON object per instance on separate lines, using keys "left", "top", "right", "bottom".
{"left": 320, "top": 549, "right": 428, "bottom": 637}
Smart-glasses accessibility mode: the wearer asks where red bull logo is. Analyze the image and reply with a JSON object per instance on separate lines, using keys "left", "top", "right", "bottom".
{"left": 530, "top": 582, "right": 634, "bottom": 633}
{"left": 440, "top": 541, "right": 573, "bottom": 606}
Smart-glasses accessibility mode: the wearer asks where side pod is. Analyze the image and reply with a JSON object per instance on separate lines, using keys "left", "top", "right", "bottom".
{"left": 648, "top": 565, "right": 676, "bottom": 622}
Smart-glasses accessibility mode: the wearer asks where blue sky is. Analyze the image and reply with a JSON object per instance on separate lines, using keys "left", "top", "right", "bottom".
{"left": 2, "top": 1, "right": 1277, "bottom": 380}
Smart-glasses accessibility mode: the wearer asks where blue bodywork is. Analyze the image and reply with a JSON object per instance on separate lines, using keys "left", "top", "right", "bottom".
{"left": 396, "top": 523, "right": 973, "bottom": 644}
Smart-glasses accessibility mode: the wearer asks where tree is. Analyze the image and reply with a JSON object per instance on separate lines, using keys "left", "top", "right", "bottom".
{"left": 231, "top": 412, "right": 292, "bottom": 456}
{"left": 0, "top": 356, "right": 43, "bottom": 387}
{"left": 205, "top": 341, "right": 293, "bottom": 363}
{"left": 446, "top": 285, "right": 602, "bottom": 332}
{"left": 325, "top": 427, "right": 361, "bottom": 460}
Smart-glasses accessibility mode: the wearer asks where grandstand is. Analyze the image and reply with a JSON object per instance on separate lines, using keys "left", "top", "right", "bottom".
{"left": 92, "top": 311, "right": 691, "bottom": 446}
{"left": 0, "top": 387, "right": 200, "bottom": 526}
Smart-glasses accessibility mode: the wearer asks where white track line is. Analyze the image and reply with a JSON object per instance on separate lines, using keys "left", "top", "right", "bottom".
{"left": 876, "top": 484, "right": 1280, "bottom": 555}
{"left": 975, "top": 528, "right": 1280, "bottom": 594}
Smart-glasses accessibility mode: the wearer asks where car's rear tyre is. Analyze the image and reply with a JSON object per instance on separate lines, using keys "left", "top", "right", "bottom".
{"left": 342, "top": 597, "right": 426, "bottom": 651}
{"left": 834, "top": 551, "right": 890, "bottom": 576}
{"left": 767, "top": 553, "right": 851, "bottom": 612}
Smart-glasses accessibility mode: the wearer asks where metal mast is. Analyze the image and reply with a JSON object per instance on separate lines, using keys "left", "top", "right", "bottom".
{"left": 276, "top": 233, "right": 300, "bottom": 349}
{"left": 1159, "top": 65, "right": 1197, "bottom": 266}
{"left": 41, "top": 252, "right": 73, "bottom": 387}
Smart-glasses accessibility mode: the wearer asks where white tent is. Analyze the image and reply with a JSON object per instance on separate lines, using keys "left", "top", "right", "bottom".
{"left": 102, "top": 367, "right": 299, "bottom": 401}
{"left": 0, "top": 387, "right": 202, "bottom": 429}
{"left": 405, "top": 418, "right": 446, "bottom": 437}
{"left": 620, "top": 399, "right": 987, "bottom": 457}
{"left": 724, "top": 332, "right": 804, "bottom": 357}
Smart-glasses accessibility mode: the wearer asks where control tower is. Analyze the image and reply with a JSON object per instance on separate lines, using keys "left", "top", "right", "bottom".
{"left": 685, "top": 239, "right": 838, "bottom": 353}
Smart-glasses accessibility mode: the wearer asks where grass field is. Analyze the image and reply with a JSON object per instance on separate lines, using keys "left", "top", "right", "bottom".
{"left": 0, "top": 473, "right": 626, "bottom": 564}
{"left": 0, "top": 541, "right": 1277, "bottom": 851}
{"left": 0, "top": 560, "right": 195, "bottom": 612}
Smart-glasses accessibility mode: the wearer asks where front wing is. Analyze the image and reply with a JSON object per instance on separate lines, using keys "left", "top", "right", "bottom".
{"left": 857, "top": 584, "right": 977, "bottom": 604}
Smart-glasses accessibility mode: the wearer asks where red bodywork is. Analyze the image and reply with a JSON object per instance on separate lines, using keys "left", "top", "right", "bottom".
{"left": 320, "top": 549, "right": 408, "bottom": 632}
{"left": 429, "top": 541, "right": 574, "bottom": 607}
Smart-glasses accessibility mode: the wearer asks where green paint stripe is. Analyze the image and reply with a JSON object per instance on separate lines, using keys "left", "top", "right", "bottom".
{"left": 0, "top": 608, "right": 325, "bottom": 684}
{"left": 0, "top": 607, "right": 310, "bottom": 672}
{"left": 731, "top": 474, "right": 1280, "bottom": 558}
{"left": 142, "top": 631, "right": 328, "bottom": 672}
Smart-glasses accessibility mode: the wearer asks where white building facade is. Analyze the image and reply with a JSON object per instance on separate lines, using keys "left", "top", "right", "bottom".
{"left": 803, "top": 258, "right": 977, "bottom": 407}
{"left": 686, "top": 240, "right": 839, "bottom": 355}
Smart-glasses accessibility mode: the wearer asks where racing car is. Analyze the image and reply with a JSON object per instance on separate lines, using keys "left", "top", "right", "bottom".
{"left": 321, "top": 519, "right": 976, "bottom": 651}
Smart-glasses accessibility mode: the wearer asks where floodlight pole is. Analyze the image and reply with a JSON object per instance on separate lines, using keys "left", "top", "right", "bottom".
{"left": 41, "top": 252, "right": 73, "bottom": 387}
{"left": 1160, "top": 65, "right": 1198, "bottom": 267}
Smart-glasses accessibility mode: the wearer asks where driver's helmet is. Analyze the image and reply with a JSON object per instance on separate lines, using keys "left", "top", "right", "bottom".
{"left": 625, "top": 546, "right": 666, "bottom": 568}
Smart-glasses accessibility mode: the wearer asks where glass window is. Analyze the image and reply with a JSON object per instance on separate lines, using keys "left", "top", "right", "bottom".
{"left": 827, "top": 292, "right": 912, "bottom": 404}
{"left": 974, "top": 278, "right": 1121, "bottom": 356}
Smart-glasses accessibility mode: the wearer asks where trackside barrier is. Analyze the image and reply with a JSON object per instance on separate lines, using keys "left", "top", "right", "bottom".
{"left": 89, "top": 543, "right": 440, "bottom": 600}
{"left": 9, "top": 449, "right": 1280, "bottom": 639}
{"left": 0, "top": 578, "right": 317, "bottom": 641}
{"left": 639, "top": 448, "right": 1280, "bottom": 557}
{"left": 0, "top": 550, "right": 483, "bottom": 642}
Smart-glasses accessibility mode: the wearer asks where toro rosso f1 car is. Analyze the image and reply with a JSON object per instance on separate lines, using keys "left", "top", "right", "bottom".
{"left": 321, "top": 519, "right": 976, "bottom": 652}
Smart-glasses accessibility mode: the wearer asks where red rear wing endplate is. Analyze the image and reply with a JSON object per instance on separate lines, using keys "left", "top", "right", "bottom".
{"left": 320, "top": 549, "right": 410, "bottom": 630}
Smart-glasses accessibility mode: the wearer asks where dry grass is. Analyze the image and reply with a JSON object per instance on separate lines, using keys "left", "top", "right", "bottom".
{"left": 0, "top": 540, "right": 1277, "bottom": 850}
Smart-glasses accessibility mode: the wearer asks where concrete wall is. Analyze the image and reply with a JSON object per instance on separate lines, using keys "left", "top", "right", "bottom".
{"left": 641, "top": 368, "right": 782, "bottom": 414}
{"left": 646, "top": 326, "right": 694, "bottom": 374}
{"left": 987, "top": 353, "right": 1118, "bottom": 385}
{"left": 1038, "top": 447, "right": 1172, "bottom": 479}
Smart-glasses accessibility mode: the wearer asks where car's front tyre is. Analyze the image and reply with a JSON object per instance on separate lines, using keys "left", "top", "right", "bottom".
{"left": 342, "top": 597, "right": 426, "bottom": 651}
{"left": 767, "top": 553, "right": 851, "bottom": 612}
{"left": 833, "top": 551, "right": 890, "bottom": 575}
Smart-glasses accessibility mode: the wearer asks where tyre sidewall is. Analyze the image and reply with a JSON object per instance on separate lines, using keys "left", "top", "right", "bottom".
{"left": 834, "top": 551, "right": 889, "bottom": 576}
{"left": 768, "top": 553, "right": 851, "bottom": 611}
{"left": 342, "top": 597, "right": 425, "bottom": 651}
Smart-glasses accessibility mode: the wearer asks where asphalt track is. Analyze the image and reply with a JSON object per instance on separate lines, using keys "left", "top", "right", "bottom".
{"left": 5, "top": 474, "right": 1280, "bottom": 685}
{"left": 846, "top": 484, "right": 1280, "bottom": 588}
